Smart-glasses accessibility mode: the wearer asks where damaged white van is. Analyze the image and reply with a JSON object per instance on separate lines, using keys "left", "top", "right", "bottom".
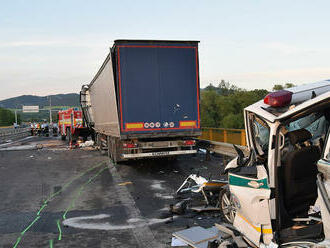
{"left": 225, "top": 81, "right": 330, "bottom": 247}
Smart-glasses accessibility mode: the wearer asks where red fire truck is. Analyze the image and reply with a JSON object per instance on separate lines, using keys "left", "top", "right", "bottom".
{"left": 58, "top": 108, "right": 90, "bottom": 143}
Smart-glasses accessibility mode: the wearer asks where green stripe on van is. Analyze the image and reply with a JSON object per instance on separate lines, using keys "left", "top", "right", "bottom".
{"left": 229, "top": 174, "right": 269, "bottom": 189}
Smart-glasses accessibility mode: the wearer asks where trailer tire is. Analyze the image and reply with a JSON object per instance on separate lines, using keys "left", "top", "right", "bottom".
{"left": 107, "top": 137, "right": 121, "bottom": 163}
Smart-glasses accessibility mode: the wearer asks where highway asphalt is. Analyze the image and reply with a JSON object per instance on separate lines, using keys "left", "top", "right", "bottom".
{"left": 0, "top": 136, "right": 228, "bottom": 247}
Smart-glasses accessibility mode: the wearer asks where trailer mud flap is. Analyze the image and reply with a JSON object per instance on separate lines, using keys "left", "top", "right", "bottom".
{"left": 121, "top": 150, "right": 196, "bottom": 159}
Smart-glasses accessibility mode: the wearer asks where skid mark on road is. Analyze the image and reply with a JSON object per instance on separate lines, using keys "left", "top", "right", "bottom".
{"left": 108, "top": 161, "right": 164, "bottom": 248}
{"left": 11, "top": 160, "right": 107, "bottom": 248}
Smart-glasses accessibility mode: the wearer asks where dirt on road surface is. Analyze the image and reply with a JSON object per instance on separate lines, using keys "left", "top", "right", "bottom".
{"left": 0, "top": 136, "right": 228, "bottom": 248}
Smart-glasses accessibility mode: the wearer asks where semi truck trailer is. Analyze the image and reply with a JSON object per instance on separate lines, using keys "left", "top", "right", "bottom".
{"left": 80, "top": 40, "right": 201, "bottom": 162}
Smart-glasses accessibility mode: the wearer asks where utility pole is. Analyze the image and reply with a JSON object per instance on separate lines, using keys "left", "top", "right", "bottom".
{"left": 15, "top": 109, "right": 17, "bottom": 125}
{"left": 49, "top": 96, "right": 52, "bottom": 124}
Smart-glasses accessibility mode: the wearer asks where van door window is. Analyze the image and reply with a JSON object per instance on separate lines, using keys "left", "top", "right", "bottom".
{"left": 251, "top": 116, "right": 270, "bottom": 156}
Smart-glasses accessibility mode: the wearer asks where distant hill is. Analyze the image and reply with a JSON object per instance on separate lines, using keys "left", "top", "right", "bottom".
{"left": 0, "top": 93, "right": 80, "bottom": 109}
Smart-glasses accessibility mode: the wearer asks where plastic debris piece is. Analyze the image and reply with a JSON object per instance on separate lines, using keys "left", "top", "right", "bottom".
{"left": 79, "top": 140, "right": 94, "bottom": 148}
{"left": 171, "top": 237, "right": 188, "bottom": 247}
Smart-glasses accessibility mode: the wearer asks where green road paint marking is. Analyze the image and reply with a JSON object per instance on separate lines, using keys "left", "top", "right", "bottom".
{"left": 49, "top": 239, "right": 53, "bottom": 248}
{"left": 37, "top": 203, "right": 47, "bottom": 215}
{"left": 46, "top": 160, "right": 107, "bottom": 203}
{"left": 21, "top": 215, "right": 41, "bottom": 235}
{"left": 56, "top": 219, "right": 62, "bottom": 241}
{"left": 12, "top": 236, "right": 21, "bottom": 248}
{"left": 62, "top": 166, "right": 108, "bottom": 220}
{"left": 13, "top": 216, "right": 41, "bottom": 248}
{"left": 12, "top": 160, "right": 107, "bottom": 248}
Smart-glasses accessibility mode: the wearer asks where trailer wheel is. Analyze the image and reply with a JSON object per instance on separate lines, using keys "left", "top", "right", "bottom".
{"left": 219, "top": 187, "right": 236, "bottom": 224}
{"left": 107, "top": 137, "right": 121, "bottom": 163}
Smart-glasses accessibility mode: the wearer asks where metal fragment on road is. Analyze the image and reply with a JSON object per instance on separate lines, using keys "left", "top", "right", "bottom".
{"left": 118, "top": 181, "right": 133, "bottom": 186}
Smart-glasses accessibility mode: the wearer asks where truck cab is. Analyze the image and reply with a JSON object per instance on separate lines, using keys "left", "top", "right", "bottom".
{"left": 225, "top": 81, "right": 330, "bottom": 246}
{"left": 58, "top": 108, "right": 90, "bottom": 144}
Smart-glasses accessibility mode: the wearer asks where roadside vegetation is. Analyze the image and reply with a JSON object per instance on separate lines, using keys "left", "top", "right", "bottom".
{"left": 0, "top": 107, "right": 20, "bottom": 126}
{"left": 200, "top": 80, "right": 294, "bottom": 129}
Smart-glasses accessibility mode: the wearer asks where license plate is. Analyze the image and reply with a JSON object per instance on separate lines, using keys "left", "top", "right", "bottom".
{"left": 151, "top": 151, "right": 170, "bottom": 156}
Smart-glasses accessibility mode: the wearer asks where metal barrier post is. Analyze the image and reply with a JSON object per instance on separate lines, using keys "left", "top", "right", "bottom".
{"left": 241, "top": 130, "right": 246, "bottom": 146}
{"left": 210, "top": 129, "right": 213, "bottom": 141}
{"left": 223, "top": 130, "right": 227, "bottom": 143}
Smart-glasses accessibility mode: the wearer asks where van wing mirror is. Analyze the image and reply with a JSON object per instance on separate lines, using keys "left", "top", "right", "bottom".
{"left": 233, "top": 145, "right": 257, "bottom": 167}
{"left": 233, "top": 145, "right": 245, "bottom": 166}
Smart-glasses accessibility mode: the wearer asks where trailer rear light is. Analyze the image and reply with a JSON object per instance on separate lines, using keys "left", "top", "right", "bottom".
{"left": 126, "top": 123, "right": 144, "bottom": 129}
{"left": 264, "top": 90, "right": 293, "bottom": 107}
{"left": 184, "top": 140, "right": 196, "bottom": 146}
{"left": 123, "top": 143, "right": 137, "bottom": 148}
{"left": 180, "top": 121, "right": 197, "bottom": 128}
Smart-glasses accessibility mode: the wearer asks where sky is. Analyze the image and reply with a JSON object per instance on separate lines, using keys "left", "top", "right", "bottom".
{"left": 1, "top": 0, "right": 330, "bottom": 100}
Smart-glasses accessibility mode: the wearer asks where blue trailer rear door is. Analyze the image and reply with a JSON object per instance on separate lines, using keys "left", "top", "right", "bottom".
{"left": 115, "top": 42, "right": 200, "bottom": 134}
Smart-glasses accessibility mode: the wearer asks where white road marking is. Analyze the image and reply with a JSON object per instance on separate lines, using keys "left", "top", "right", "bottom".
{"left": 0, "top": 144, "right": 37, "bottom": 151}
{"left": 0, "top": 136, "right": 33, "bottom": 148}
{"left": 62, "top": 214, "right": 174, "bottom": 231}
{"left": 150, "top": 180, "right": 166, "bottom": 191}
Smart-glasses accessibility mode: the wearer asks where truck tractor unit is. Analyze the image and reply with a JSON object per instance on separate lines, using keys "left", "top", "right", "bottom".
{"left": 58, "top": 108, "right": 90, "bottom": 144}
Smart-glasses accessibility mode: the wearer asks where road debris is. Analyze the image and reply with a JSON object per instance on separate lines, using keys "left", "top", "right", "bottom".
{"left": 172, "top": 226, "right": 220, "bottom": 248}
{"left": 155, "top": 193, "right": 174, "bottom": 199}
{"left": 170, "top": 199, "right": 189, "bottom": 215}
{"left": 175, "top": 173, "right": 228, "bottom": 214}
{"left": 79, "top": 140, "right": 94, "bottom": 148}
{"left": 172, "top": 223, "right": 249, "bottom": 248}
{"left": 118, "top": 181, "right": 133, "bottom": 186}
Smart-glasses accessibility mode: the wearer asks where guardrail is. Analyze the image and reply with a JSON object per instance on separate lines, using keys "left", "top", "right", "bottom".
{"left": 0, "top": 127, "right": 31, "bottom": 144}
{"left": 0, "top": 125, "right": 13, "bottom": 129}
{"left": 200, "top": 127, "right": 246, "bottom": 146}
{"left": 199, "top": 128, "right": 247, "bottom": 157}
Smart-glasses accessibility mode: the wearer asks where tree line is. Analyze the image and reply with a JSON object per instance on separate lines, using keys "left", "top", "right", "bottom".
{"left": 0, "top": 107, "right": 20, "bottom": 126}
{"left": 200, "top": 80, "right": 294, "bottom": 129}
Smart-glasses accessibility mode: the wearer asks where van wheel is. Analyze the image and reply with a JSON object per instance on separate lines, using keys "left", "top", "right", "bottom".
{"left": 219, "top": 188, "right": 236, "bottom": 224}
